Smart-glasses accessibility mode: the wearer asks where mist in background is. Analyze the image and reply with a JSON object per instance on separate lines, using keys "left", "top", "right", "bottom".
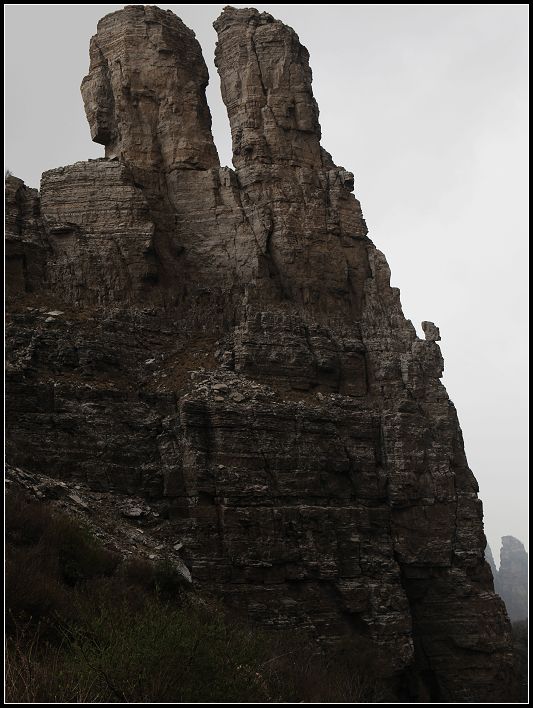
{"left": 5, "top": 4, "right": 528, "bottom": 561}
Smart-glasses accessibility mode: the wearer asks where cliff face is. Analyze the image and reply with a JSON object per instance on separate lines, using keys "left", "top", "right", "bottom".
{"left": 5, "top": 5, "right": 516, "bottom": 701}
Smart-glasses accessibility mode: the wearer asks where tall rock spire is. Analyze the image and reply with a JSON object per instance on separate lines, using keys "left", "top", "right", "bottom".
{"left": 498, "top": 536, "right": 528, "bottom": 621}
{"left": 214, "top": 7, "right": 368, "bottom": 315}
{"left": 81, "top": 5, "right": 219, "bottom": 171}
{"left": 214, "top": 7, "right": 331, "bottom": 169}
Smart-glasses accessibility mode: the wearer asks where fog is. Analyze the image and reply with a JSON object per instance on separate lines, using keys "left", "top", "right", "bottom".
{"left": 5, "top": 4, "right": 528, "bottom": 559}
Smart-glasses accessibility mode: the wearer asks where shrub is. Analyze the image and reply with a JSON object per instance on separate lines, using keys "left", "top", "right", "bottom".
{"left": 121, "top": 557, "right": 156, "bottom": 589}
{"left": 512, "top": 620, "right": 528, "bottom": 702}
{"left": 153, "top": 558, "right": 189, "bottom": 597}
{"left": 5, "top": 489, "right": 388, "bottom": 702}
{"left": 5, "top": 490, "right": 118, "bottom": 631}
{"left": 5, "top": 621, "right": 98, "bottom": 703}
{"left": 5, "top": 488, "right": 51, "bottom": 544}
{"left": 54, "top": 599, "right": 269, "bottom": 702}
{"left": 5, "top": 546, "right": 67, "bottom": 633}
{"left": 44, "top": 514, "right": 118, "bottom": 585}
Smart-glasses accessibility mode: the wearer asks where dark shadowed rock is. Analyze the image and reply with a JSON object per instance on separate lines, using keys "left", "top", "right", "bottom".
{"left": 4, "top": 5, "right": 518, "bottom": 702}
{"left": 5, "top": 175, "right": 47, "bottom": 297}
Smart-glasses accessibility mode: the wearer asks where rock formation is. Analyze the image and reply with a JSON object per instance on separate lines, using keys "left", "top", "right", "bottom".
{"left": 5, "top": 5, "right": 517, "bottom": 702}
{"left": 81, "top": 5, "right": 219, "bottom": 171}
{"left": 485, "top": 541, "right": 499, "bottom": 580}
{"left": 493, "top": 536, "right": 528, "bottom": 622}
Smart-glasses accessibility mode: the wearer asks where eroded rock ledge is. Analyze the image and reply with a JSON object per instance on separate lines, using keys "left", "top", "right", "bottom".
{"left": 5, "top": 5, "right": 516, "bottom": 702}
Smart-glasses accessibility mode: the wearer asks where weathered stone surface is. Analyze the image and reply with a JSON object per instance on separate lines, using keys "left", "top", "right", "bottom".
{"left": 422, "top": 320, "right": 441, "bottom": 342}
{"left": 5, "top": 175, "right": 47, "bottom": 296}
{"left": 81, "top": 4, "right": 219, "bottom": 171}
{"left": 4, "top": 5, "right": 517, "bottom": 702}
{"left": 40, "top": 160, "right": 158, "bottom": 304}
{"left": 214, "top": 7, "right": 328, "bottom": 170}
{"left": 6, "top": 465, "right": 192, "bottom": 584}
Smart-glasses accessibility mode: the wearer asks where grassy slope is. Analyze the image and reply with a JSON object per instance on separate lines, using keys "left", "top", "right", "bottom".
{"left": 5, "top": 488, "right": 388, "bottom": 703}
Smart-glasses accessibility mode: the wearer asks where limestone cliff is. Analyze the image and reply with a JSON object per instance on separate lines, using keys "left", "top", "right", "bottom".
{"left": 5, "top": 5, "right": 517, "bottom": 701}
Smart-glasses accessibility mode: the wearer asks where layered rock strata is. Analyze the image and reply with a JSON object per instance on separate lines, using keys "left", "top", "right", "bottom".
{"left": 5, "top": 5, "right": 517, "bottom": 702}
{"left": 81, "top": 5, "right": 219, "bottom": 171}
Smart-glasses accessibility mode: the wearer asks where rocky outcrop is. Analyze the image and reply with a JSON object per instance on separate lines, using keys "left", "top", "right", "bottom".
{"left": 485, "top": 537, "right": 528, "bottom": 622}
{"left": 6, "top": 464, "right": 192, "bottom": 583}
{"left": 5, "top": 176, "right": 47, "bottom": 297}
{"left": 5, "top": 5, "right": 517, "bottom": 702}
{"left": 214, "top": 7, "right": 329, "bottom": 170}
{"left": 497, "top": 536, "right": 528, "bottom": 622}
{"left": 81, "top": 5, "right": 219, "bottom": 171}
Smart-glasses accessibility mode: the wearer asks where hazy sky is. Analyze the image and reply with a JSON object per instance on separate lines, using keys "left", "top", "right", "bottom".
{"left": 5, "top": 4, "right": 529, "bottom": 561}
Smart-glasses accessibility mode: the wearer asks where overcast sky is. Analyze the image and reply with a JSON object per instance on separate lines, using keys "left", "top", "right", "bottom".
{"left": 5, "top": 4, "right": 529, "bottom": 561}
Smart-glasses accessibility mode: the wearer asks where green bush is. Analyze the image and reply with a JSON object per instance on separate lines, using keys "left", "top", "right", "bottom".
{"left": 60, "top": 600, "right": 269, "bottom": 702}
{"left": 5, "top": 490, "right": 118, "bottom": 633}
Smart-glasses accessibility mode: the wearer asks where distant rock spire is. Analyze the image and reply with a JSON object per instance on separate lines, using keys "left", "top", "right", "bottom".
{"left": 498, "top": 536, "right": 528, "bottom": 621}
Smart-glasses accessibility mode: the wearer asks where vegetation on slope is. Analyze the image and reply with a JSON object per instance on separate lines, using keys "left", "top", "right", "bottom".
{"left": 512, "top": 619, "right": 528, "bottom": 703}
{"left": 5, "top": 489, "right": 387, "bottom": 703}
